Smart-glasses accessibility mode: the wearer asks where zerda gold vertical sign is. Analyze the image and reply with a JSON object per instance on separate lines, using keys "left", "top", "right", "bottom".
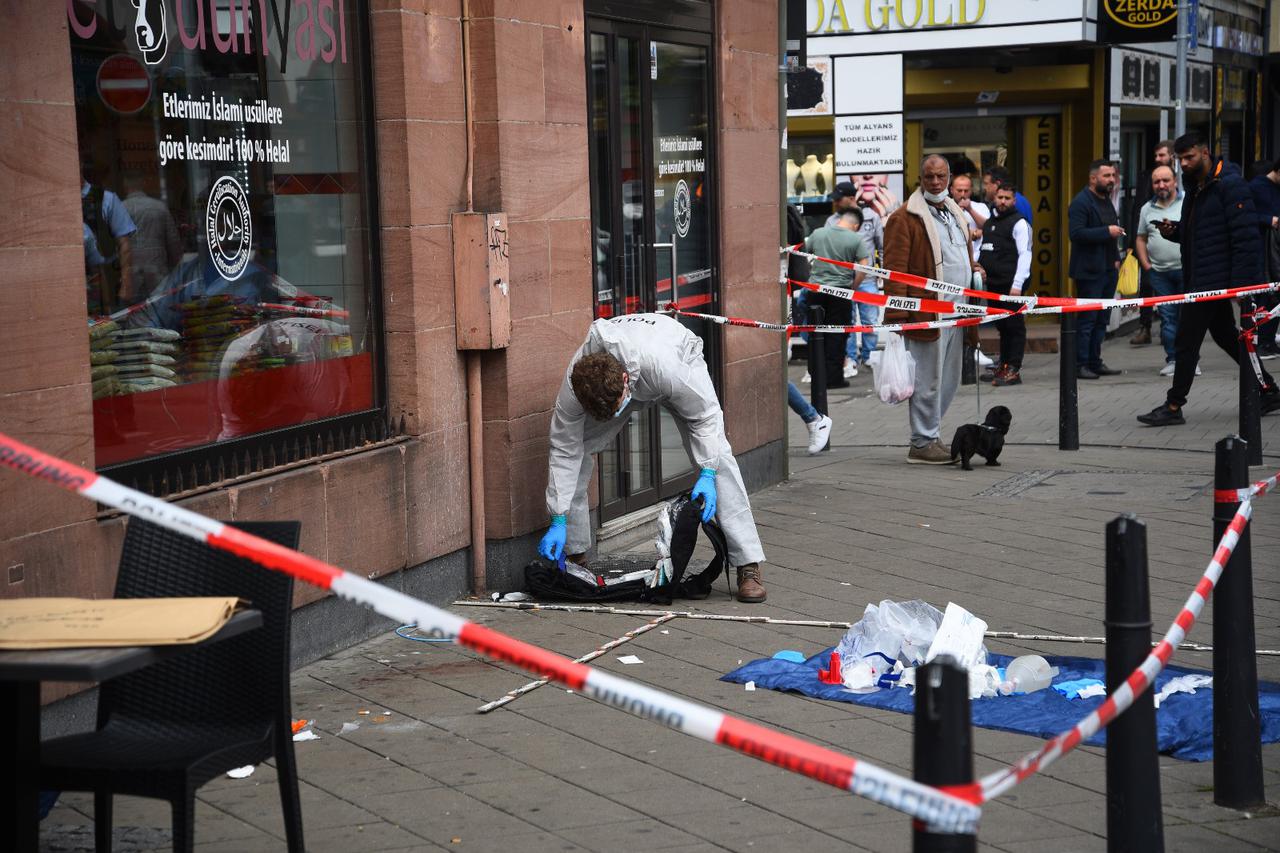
{"left": 1022, "top": 115, "right": 1061, "bottom": 298}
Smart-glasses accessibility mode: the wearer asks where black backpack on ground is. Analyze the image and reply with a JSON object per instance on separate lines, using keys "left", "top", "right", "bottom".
{"left": 522, "top": 494, "right": 730, "bottom": 604}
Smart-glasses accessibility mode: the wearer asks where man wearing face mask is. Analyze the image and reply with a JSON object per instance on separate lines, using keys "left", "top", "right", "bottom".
{"left": 1068, "top": 159, "right": 1125, "bottom": 380}
{"left": 538, "top": 314, "right": 768, "bottom": 602}
{"left": 883, "top": 154, "right": 980, "bottom": 464}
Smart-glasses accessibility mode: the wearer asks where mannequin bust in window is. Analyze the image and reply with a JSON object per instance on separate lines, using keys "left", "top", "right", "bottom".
{"left": 786, "top": 159, "right": 802, "bottom": 196}
{"left": 798, "top": 155, "right": 821, "bottom": 197}
{"left": 818, "top": 154, "right": 835, "bottom": 196}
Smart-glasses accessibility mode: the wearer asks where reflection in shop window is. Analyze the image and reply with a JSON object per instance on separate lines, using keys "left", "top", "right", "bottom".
{"left": 70, "top": 0, "right": 377, "bottom": 467}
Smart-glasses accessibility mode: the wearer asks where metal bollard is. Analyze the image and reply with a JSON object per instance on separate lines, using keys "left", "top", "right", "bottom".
{"left": 809, "top": 304, "right": 828, "bottom": 416}
{"left": 912, "top": 658, "right": 976, "bottom": 853}
{"left": 1238, "top": 337, "right": 1263, "bottom": 466}
{"left": 1059, "top": 314, "right": 1079, "bottom": 450}
{"left": 1104, "top": 515, "right": 1165, "bottom": 853}
{"left": 1213, "top": 435, "right": 1265, "bottom": 809}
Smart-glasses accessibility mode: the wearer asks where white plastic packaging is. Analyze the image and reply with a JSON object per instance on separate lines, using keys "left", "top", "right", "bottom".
{"left": 834, "top": 600, "right": 995, "bottom": 693}
{"left": 999, "top": 655, "right": 1060, "bottom": 695}
{"left": 924, "top": 602, "right": 990, "bottom": 672}
{"left": 969, "top": 664, "right": 1005, "bottom": 699}
{"left": 835, "top": 600, "right": 943, "bottom": 669}
{"left": 873, "top": 332, "right": 916, "bottom": 404}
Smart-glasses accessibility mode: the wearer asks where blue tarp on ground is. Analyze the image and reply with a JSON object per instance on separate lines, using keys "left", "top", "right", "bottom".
{"left": 721, "top": 650, "right": 1280, "bottom": 761}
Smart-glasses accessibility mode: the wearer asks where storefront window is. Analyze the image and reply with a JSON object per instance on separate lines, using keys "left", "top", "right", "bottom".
{"left": 68, "top": 0, "right": 378, "bottom": 467}
{"left": 651, "top": 40, "right": 712, "bottom": 322}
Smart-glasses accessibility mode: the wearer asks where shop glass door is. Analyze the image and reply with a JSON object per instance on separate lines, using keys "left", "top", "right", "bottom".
{"left": 587, "top": 22, "right": 717, "bottom": 521}
{"left": 919, "top": 116, "right": 1015, "bottom": 191}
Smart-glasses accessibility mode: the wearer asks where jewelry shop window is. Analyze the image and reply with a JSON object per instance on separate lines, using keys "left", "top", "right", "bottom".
{"left": 68, "top": 0, "right": 380, "bottom": 473}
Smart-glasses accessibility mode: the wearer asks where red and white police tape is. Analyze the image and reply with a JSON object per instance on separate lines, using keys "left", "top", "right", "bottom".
{"left": 1244, "top": 325, "right": 1272, "bottom": 391}
{"left": 257, "top": 303, "right": 351, "bottom": 320}
{"left": 1214, "top": 468, "right": 1280, "bottom": 504}
{"left": 0, "top": 431, "right": 981, "bottom": 835}
{"left": 786, "top": 245, "right": 1280, "bottom": 316}
{"left": 1256, "top": 302, "right": 1280, "bottom": 324}
{"left": 786, "top": 278, "right": 1017, "bottom": 318}
{"left": 973, "top": 499, "right": 1254, "bottom": 802}
{"left": 667, "top": 305, "right": 1005, "bottom": 336}
{"left": 91, "top": 295, "right": 349, "bottom": 327}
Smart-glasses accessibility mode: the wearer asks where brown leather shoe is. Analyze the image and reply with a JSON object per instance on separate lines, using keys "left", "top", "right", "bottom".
{"left": 1129, "top": 327, "right": 1152, "bottom": 346}
{"left": 735, "top": 564, "right": 766, "bottom": 603}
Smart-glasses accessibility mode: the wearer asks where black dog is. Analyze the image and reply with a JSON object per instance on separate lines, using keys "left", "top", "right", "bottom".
{"left": 950, "top": 406, "right": 1012, "bottom": 471}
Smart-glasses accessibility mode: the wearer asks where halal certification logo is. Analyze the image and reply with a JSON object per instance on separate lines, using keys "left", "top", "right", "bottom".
{"left": 674, "top": 179, "right": 692, "bottom": 238}
{"left": 206, "top": 176, "right": 252, "bottom": 280}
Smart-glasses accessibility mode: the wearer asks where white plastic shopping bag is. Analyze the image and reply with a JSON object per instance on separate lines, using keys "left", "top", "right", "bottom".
{"left": 873, "top": 332, "right": 915, "bottom": 404}
{"left": 834, "top": 599, "right": 943, "bottom": 691}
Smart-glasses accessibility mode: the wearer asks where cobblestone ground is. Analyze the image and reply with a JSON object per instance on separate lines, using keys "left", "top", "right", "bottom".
{"left": 43, "top": 330, "right": 1280, "bottom": 851}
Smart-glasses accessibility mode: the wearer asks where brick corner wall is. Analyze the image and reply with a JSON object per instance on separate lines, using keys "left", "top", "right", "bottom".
{"left": 717, "top": 1, "right": 785, "bottom": 457}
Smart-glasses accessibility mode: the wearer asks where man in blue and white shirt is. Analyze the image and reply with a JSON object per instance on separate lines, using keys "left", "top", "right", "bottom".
{"left": 1135, "top": 165, "right": 1185, "bottom": 375}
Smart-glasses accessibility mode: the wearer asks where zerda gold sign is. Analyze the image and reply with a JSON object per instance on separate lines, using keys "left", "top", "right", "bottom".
{"left": 1103, "top": 0, "right": 1177, "bottom": 29}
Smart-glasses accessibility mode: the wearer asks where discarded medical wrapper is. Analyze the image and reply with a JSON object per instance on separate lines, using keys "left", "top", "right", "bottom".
{"left": 925, "top": 602, "right": 989, "bottom": 670}
{"left": 833, "top": 600, "right": 992, "bottom": 695}
{"left": 520, "top": 492, "right": 730, "bottom": 603}
{"left": 1154, "top": 674, "right": 1212, "bottom": 708}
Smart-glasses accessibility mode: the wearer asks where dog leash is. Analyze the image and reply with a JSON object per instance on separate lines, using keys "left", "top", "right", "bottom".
{"left": 972, "top": 339, "right": 983, "bottom": 421}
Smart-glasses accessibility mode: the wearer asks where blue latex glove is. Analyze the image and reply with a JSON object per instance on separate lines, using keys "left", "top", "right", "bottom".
{"left": 691, "top": 468, "right": 717, "bottom": 523}
{"left": 1051, "top": 678, "right": 1105, "bottom": 700}
{"left": 538, "top": 515, "right": 567, "bottom": 564}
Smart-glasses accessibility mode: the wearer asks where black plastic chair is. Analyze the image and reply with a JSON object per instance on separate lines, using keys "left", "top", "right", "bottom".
{"left": 40, "top": 519, "right": 305, "bottom": 853}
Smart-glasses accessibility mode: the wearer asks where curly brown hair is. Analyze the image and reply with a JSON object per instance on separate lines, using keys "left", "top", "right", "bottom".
{"left": 571, "top": 352, "right": 626, "bottom": 420}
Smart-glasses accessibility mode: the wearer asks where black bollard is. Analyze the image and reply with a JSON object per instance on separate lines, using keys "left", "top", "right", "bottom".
{"left": 1104, "top": 515, "right": 1165, "bottom": 853}
{"left": 1213, "top": 435, "right": 1265, "bottom": 809}
{"left": 1238, "top": 337, "right": 1263, "bottom": 466}
{"left": 809, "top": 304, "right": 828, "bottom": 416}
{"left": 1059, "top": 314, "right": 1079, "bottom": 450}
{"left": 913, "top": 658, "right": 976, "bottom": 853}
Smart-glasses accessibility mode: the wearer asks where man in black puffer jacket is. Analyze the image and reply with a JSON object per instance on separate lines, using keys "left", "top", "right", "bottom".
{"left": 1137, "top": 133, "right": 1280, "bottom": 426}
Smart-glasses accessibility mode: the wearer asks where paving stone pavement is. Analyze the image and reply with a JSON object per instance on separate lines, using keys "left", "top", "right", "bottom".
{"left": 42, "top": 333, "right": 1280, "bottom": 851}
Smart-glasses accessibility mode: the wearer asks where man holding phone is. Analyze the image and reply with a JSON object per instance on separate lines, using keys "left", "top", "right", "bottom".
{"left": 1137, "top": 133, "right": 1280, "bottom": 426}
